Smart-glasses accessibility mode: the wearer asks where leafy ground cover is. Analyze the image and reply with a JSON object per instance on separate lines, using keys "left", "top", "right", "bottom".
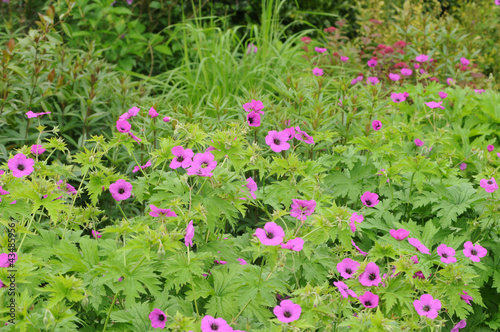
{"left": 0, "top": 0, "right": 500, "bottom": 331}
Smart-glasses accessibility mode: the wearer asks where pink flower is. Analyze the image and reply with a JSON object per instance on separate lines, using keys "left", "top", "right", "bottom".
{"left": 149, "top": 204, "right": 177, "bottom": 218}
{"left": 480, "top": 177, "right": 498, "bottom": 193}
{"left": 359, "top": 262, "right": 381, "bottom": 286}
{"left": 460, "top": 291, "right": 473, "bottom": 305}
{"left": 109, "top": 179, "right": 133, "bottom": 201}
{"left": 352, "top": 239, "right": 368, "bottom": 256}
{"left": 350, "top": 212, "right": 364, "bottom": 224}
{"left": 247, "top": 111, "right": 261, "bottom": 127}
{"left": 243, "top": 100, "right": 264, "bottom": 114}
{"left": 463, "top": 241, "right": 487, "bottom": 262}
{"left": 314, "top": 47, "right": 327, "bottom": 53}
{"left": 301, "top": 36, "right": 311, "bottom": 44}
{"left": 255, "top": 222, "right": 285, "bottom": 246}
{"left": 237, "top": 258, "right": 248, "bottom": 265}
{"left": 408, "top": 238, "right": 430, "bottom": 254}
{"left": 282, "top": 127, "right": 296, "bottom": 141}
{"left": 0, "top": 186, "right": 9, "bottom": 196}
{"left": 391, "top": 92, "right": 407, "bottom": 103}
{"left": 367, "top": 77, "right": 379, "bottom": 85}
{"left": 460, "top": 163, "right": 467, "bottom": 171}
{"left": 437, "top": 244, "right": 456, "bottom": 264}
{"left": 163, "top": 117, "right": 170, "bottom": 122}
{"left": 401, "top": 68, "right": 412, "bottom": 76}
{"left": 281, "top": 238, "right": 304, "bottom": 251}
{"left": 273, "top": 300, "right": 301, "bottom": 323}
{"left": 415, "top": 54, "right": 429, "bottom": 62}
{"left": 312, "top": 67, "right": 324, "bottom": 76}
{"left": 294, "top": 126, "right": 314, "bottom": 144}
{"left": 438, "top": 91, "right": 448, "bottom": 99}
{"left": 359, "top": 291, "right": 379, "bottom": 308}
{"left": 201, "top": 316, "right": 232, "bottom": 332}
{"left": 119, "top": 107, "right": 140, "bottom": 120}
{"left": 0, "top": 252, "right": 17, "bottom": 267}
{"left": 414, "top": 63, "right": 420, "bottom": 69}
{"left": 390, "top": 229, "right": 409, "bottom": 241}
{"left": 425, "top": 101, "right": 445, "bottom": 109}
{"left": 185, "top": 220, "right": 194, "bottom": 247}
{"left": 333, "top": 281, "right": 357, "bottom": 299}
{"left": 388, "top": 73, "right": 400, "bottom": 81}
{"left": 148, "top": 107, "right": 159, "bottom": 118}
{"left": 240, "top": 177, "right": 258, "bottom": 200}
{"left": 188, "top": 152, "right": 217, "bottom": 177}
{"left": 26, "top": 111, "right": 51, "bottom": 118}
{"left": 451, "top": 320, "right": 467, "bottom": 332}
{"left": 92, "top": 230, "right": 102, "bottom": 238}
{"left": 30, "top": 145, "right": 46, "bottom": 155}
{"left": 360, "top": 191, "right": 379, "bottom": 207}
{"left": 414, "top": 139, "right": 424, "bottom": 146}
{"left": 336, "top": 258, "right": 360, "bottom": 279}
{"left": 477, "top": 89, "right": 486, "bottom": 94}
{"left": 133, "top": 160, "right": 152, "bottom": 173}
{"left": 8, "top": 154, "right": 35, "bottom": 178}
{"left": 290, "top": 199, "right": 316, "bottom": 221}
{"left": 371, "top": 120, "right": 382, "bottom": 131}
{"left": 265, "top": 130, "right": 291, "bottom": 152}
{"left": 170, "top": 146, "right": 194, "bottom": 169}
{"left": 367, "top": 59, "right": 378, "bottom": 67}
{"left": 116, "top": 119, "right": 131, "bottom": 133}
{"left": 413, "top": 294, "right": 441, "bottom": 319}
{"left": 128, "top": 132, "right": 142, "bottom": 143}
{"left": 460, "top": 57, "right": 470, "bottom": 66}
{"left": 149, "top": 308, "right": 167, "bottom": 329}
{"left": 341, "top": 56, "right": 349, "bottom": 62}
{"left": 447, "top": 78, "right": 455, "bottom": 85}
{"left": 487, "top": 144, "right": 494, "bottom": 152}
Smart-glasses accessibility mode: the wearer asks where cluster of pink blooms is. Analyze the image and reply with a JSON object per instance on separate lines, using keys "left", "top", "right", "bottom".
{"left": 116, "top": 107, "right": 170, "bottom": 143}
{"left": 265, "top": 125, "right": 314, "bottom": 152}
{"left": 243, "top": 99, "right": 264, "bottom": 127}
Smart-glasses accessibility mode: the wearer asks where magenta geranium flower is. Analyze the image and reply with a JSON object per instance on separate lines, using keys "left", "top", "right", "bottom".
{"left": 265, "top": 130, "right": 290, "bottom": 152}
{"left": 312, "top": 67, "right": 323, "bottom": 76}
{"left": 0, "top": 186, "right": 9, "bottom": 196}
{"left": 390, "top": 229, "right": 409, "bottom": 241}
{"left": 460, "top": 57, "right": 469, "bottom": 66}
{"left": 243, "top": 99, "right": 264, "bottom": 114}
{"left": 185, "top": 220, "right": 194, "bottom": 247}
{"left": 336, "top": 258, "right": 360, "bottom": 279}
{"left": 26, "top": 110, "right": 51, "bottom": 118}
{"left": 119, "top": 107, "right": 140, "bottom": 120}
{"left": 359, "top": 262, "right": 381, "bottom": 286}
{"left": 109, "top": 179, "right": 133, "bottom": 201}
{"left": 414, "top": 139, "right": 424, "bottom": 146}
{"left": 461, "top": 291, "right": 473, "bottom": 305}
{"left": 408, "top": 238, "right": 430, "bottom": 254}
{"left": 359, "top": 291, "right": 379, "bottom": 308}
{"left": 273, "top": 300, "right": 301, "bottom": 323}
{"left": 333, "top": 281, "right": 357, "bottom": 299}
{"left": 349, "top": 212, "right": 364, "bottom": 232}
{"left": 282, "top": 127, "right": 296, "bottom": 141}
{"left": 290, "top": 199, "right": 316, "bottom": 221}
{"left": 247, "top": 111, "right": 261, "bottom": 127}
{"left": 281, "top": 238, "right": 304, "bottom": 251}
{"left": 92, "top": 230, "right": 102, "bottom": 239}
{"left": 475, "top": 89, "right": 485, "bottom": 94}
{"left": 128, "top": 132, "right": 142, "bottom": 143}
{"left": 360, "top": 191, "right": 379, "bottom": 207}
{"left": 201, "top": 316, "right": 232, "bottom": 332}
{"left": 237, "top": 258, "right": 248, "bottom": 265}
{"left": 372, "top": 120, "right": 382, "bottom": 131}
{"left": 315, "top": 47, "right": 327, "bottom": 53}
{"left": 401, "top": 68, "right": 412, "bottom": 76}
{"left": 391, "top": 92, "right": 407, "bottom": 103}
{"left": 451, "top": 320, "right": 467, "bottom": 332}
{"left": 413, "top": 294, "right": 441, "bottom": 319}
{"left": 389, "top": 73, "right": 400, "bottom": 81}
{"left": 147, "top": 107, "right": 158, "bottom": 118}
{"left": 463, "top": 241, "right": 487, "bottom": 262}
{"left": 367, "top": 77, "right": 379, "bottom": 85}
{"left": 170, "top": 146, "right": 194, "bottom": 169}
{"left": 294, "top": 126, "right": 314, "bottom": 144}
{"left": 255, "top": 222, "right": 285, "bottom": 246}
{"left": 425, "top": 101, "right": 445, "bottom": 109}
{"left": 163, "top": 116, "right": 170, "bottom": 122}
{"left": 148, "top": 308, "right": 167, "bottom": 329}
{"left": 341, "top": 56, "right": 349, "bottom": 62}
{"left": 487, "top": 144, "right": 494, "bottom": 152}
{"left": 438, "top": 91, "right": 448, "bottom": 99}
{"left": 480, "top": 177, "right": 498, "bottom": 193}
{"left": 437, "top": 244, "right": 456, "bottom": 264}
{"left": 352, "top": 240, "right": 368, "bottom": 256}
{"left": 460, "top": 163, "right": 467, "bottom": 171}
{"left": 188, "top": 152, "right": 217, "bottom": 177}
{"left": 240, "top": 177, "right": 258, "bottom": 200}
{"left": 149, "top": 204, "right": 177, "bottom": 218}
{"left": 133, "top": 160, "right": 152, "bottom": 173}
{"left": 367, "top": 59, "right": 378, "bottom": 67}
{"left": 415, "top": 54, "right": 429, "bottom": 62}
{"left": 0, "top": 252, "right": 17, "bottom": 267}
{"left": 30, "top": 144, "right": 46, "bottom": 155}
{"left": 8, "top": 154, "right": 35, "bottom": 178}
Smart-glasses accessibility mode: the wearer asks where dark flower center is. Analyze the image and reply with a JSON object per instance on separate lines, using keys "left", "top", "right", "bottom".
{"left": 423, "top": 305, "right": 430, "bottom": 312}
{"left": 375, "top": 124, "right": 380, "bottom": 129}
{"left": 284, "top": 311, "right": 291, "bottom": 318}
{"left": 365, "top": 301, "right": 372, "bottom": 306}
{"left": 201, "top": 162, "right": 208, "bottom": 168}
{"left": 471, "top": 249, "right": 477, "bottom": 255}
{"left": 210, "top": 323, "right": 219, "bottom": 330}
{"left": 346, "top": 268, "right": 352, "bottom": 274}
{"left": 368, "top": 273, "right": 376, "bottom": 281}
{"left": 442, "top": 253, "right": 448, "bottom": 258}
{"left": 118, "top": 188, "right": 125, "bottom": 194}
{"left": 266, "top": 232, "right": 274, "bottom": 239}
{"left": 177, "top": 156, "right": 184, "bottom": 162}
{"left": 18, "top": 164, "right": 25, "bottom": 171}
{"left": 248, "top": 117, "right": 254, "bottom": 124}
{"left": 365, "top": 200, "right": 372, "bottom": 206}
{"left": 158, "top": 314, "right": 165, "bottom": 321}
{"left": 487, "top": 180, "right": 493, "bottom": 185}
{"left": 274, "top": 139, "right": 281, "bottom": 145}
{"left": 395, "top": 98, "right": 400, "bottom": 102}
